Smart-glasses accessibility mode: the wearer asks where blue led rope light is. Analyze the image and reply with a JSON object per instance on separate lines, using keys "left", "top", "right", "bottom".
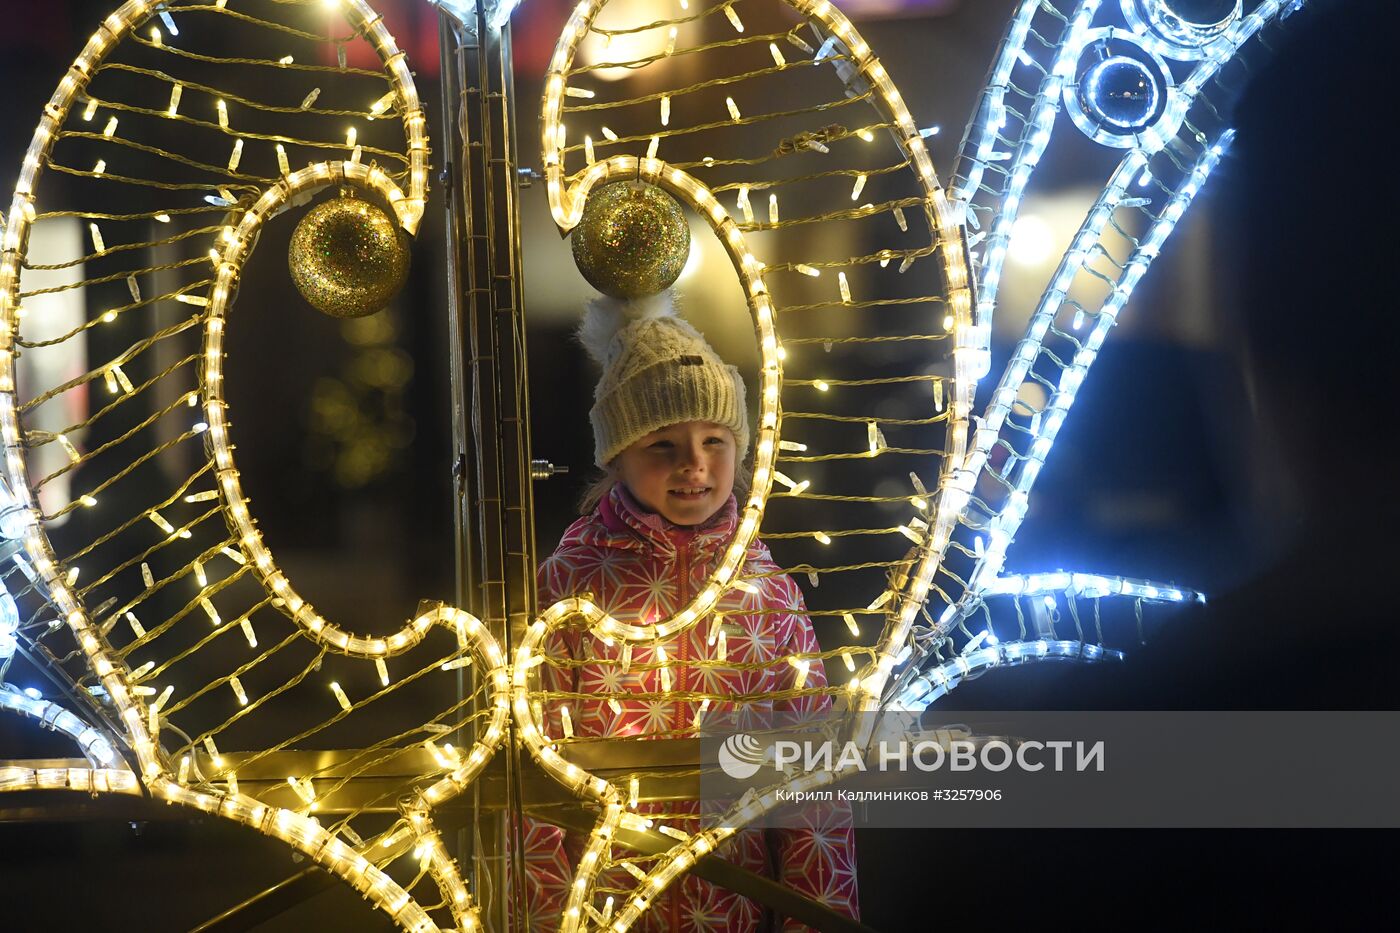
{"left": 1080, "top": 55, "right": 1161, "bottom": 129}
{"left": 1121, "top": 0, "right": 1242, "bottom": 61}
{"left": 951, "top": 0, "right": 1043, "bottom": 207}
{"left": 980, "top": 572, "right": 1204, "bottom": 603}
{"left": 976, "top": 3, "right": 1107, "bottom": 341}
{"left": 955, "top": 1, "right": 1103, "bottom": 338}
{"left": 0, "top": 683, "right": 126, "bottom": 769}
{"left": 897, "top": 640, "right": 1123, "bottom": 711}
{"left": 922, "top": 130, "right": 1232, "bottom": 662}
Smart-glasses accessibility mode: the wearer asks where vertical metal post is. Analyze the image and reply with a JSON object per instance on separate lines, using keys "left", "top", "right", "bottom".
{"left": 437, "top": 3, "right": 537, "bottom": 929}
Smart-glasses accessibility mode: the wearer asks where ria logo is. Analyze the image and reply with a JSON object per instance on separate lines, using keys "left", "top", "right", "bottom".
{"left": 718, "top": 733, "right": 768, "bottom": 780}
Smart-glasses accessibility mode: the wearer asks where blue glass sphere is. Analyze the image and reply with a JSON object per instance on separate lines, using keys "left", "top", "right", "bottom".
{"left": 1161, "top": 0, "right": 1236, "bottom": 25}
{"left": 1080, "top": 56, "right": 1160, "bottom": 130}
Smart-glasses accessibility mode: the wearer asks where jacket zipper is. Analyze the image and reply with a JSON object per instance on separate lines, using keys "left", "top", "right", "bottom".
{"left": 672, "top": 533, "right": 689, "bottom": 933}
{"left": 673, "top": 535, "right": 690, "bottom": 734}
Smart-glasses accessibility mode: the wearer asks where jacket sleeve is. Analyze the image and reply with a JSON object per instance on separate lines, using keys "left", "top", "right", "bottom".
{"left": 767, "top": 576, "right": 861, "bottom": 930}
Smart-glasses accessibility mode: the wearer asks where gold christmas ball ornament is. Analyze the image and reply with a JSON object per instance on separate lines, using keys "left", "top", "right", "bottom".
{"left": 571, "top": 181, "right": 690, "bottom": 299}
{"left": 289, "top": 195, "right": 411, "bottom": 318}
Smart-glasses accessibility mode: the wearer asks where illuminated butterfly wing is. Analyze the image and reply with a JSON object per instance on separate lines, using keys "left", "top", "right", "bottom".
{"left": 893, "top": 0, "right": 1307, "bottom": 711}
{"left": 0, "top": 3, "right": 508, "bottom": 930}
{"left": 534, "top": 0, "right": 976, "bottom": 927}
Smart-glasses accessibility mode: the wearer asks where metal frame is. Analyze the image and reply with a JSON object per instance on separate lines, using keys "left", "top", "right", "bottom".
{"left": 437, "top": 5, "right": 539, "bottom": 928}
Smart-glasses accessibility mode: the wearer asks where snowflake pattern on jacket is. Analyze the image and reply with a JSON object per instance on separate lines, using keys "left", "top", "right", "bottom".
{"left": 525, "top": 482, "right": 859, "bottom": 932}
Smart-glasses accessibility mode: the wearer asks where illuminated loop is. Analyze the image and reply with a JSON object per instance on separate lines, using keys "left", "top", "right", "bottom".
{"left": 1121, "top": 0, "right": 1242, "bottom": 60}
{"left": 540, "top": 0, "right": 975, "bottom": 724}
{"left": 202, "top": 162, "right": 466, "bottom": 660}
{"left": 1063, "top": 28, "right": 1179, "bottom": 148}
{"left": 535, "top": 150, "right": 781, "bottom": 646}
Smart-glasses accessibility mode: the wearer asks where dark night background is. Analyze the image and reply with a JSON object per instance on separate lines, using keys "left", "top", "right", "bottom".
{"left": 1, "top": 0, "right": 1396, "bottom": 930}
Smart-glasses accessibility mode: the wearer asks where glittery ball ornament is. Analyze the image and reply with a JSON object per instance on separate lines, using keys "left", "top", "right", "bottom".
{"left": 289, "top": 196, "right": 410, "bottom": 318}
{"left": 571, "top": 181, "right": 690, "bottom": 299}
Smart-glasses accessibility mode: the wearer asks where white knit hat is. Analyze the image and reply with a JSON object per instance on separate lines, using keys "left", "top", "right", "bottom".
{"left": 578, "top": 291, "right": 750, "bottom": 468}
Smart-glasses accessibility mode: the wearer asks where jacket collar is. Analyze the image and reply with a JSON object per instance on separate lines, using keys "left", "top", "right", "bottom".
{"left": 599, "top": 482, "right": 739, "bottom": 557}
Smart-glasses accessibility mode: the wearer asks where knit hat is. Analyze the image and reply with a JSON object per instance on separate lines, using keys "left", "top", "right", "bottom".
{"left": 578, "top": 291, "right": 750, "bottom": 468}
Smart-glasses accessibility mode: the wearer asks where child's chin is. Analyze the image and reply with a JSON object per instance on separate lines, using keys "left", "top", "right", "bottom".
{"left": 662, "top": 496, "right": 715, "bottom": 524}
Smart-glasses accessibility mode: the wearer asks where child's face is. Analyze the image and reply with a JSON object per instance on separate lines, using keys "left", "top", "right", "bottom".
{"left": 614, "top": 421, "right": 736, "bottom": 527}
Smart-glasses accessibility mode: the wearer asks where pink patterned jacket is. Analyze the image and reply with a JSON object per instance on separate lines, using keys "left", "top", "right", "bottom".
{"left": 524, "top": 482, "right": 859, "bottom": 932}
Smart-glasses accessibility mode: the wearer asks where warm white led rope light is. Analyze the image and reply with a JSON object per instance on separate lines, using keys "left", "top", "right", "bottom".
{"left": 338, "top": 0, "right": 430, "bottom": 233}
{"left": 888, "top": 2, "right": 1288, "bottom": 730}
{"left": 205, "top": 162, "right": 454, "bottom": 659}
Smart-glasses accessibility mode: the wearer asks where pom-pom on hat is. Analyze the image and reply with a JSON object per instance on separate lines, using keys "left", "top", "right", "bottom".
{"left": 579, "top": 290, "right": 750, "bottom": 468}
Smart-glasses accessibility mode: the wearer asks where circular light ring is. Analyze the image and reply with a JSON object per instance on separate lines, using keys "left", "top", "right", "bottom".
{"left": 1079, "top": 55, "right": 1163, "bottom": 130}
{"left": 1063, "top": 29, "right": 1180, "bottom": 149}
{"left": 1121, "top": 0, "right": 1242, "bottom": 61}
